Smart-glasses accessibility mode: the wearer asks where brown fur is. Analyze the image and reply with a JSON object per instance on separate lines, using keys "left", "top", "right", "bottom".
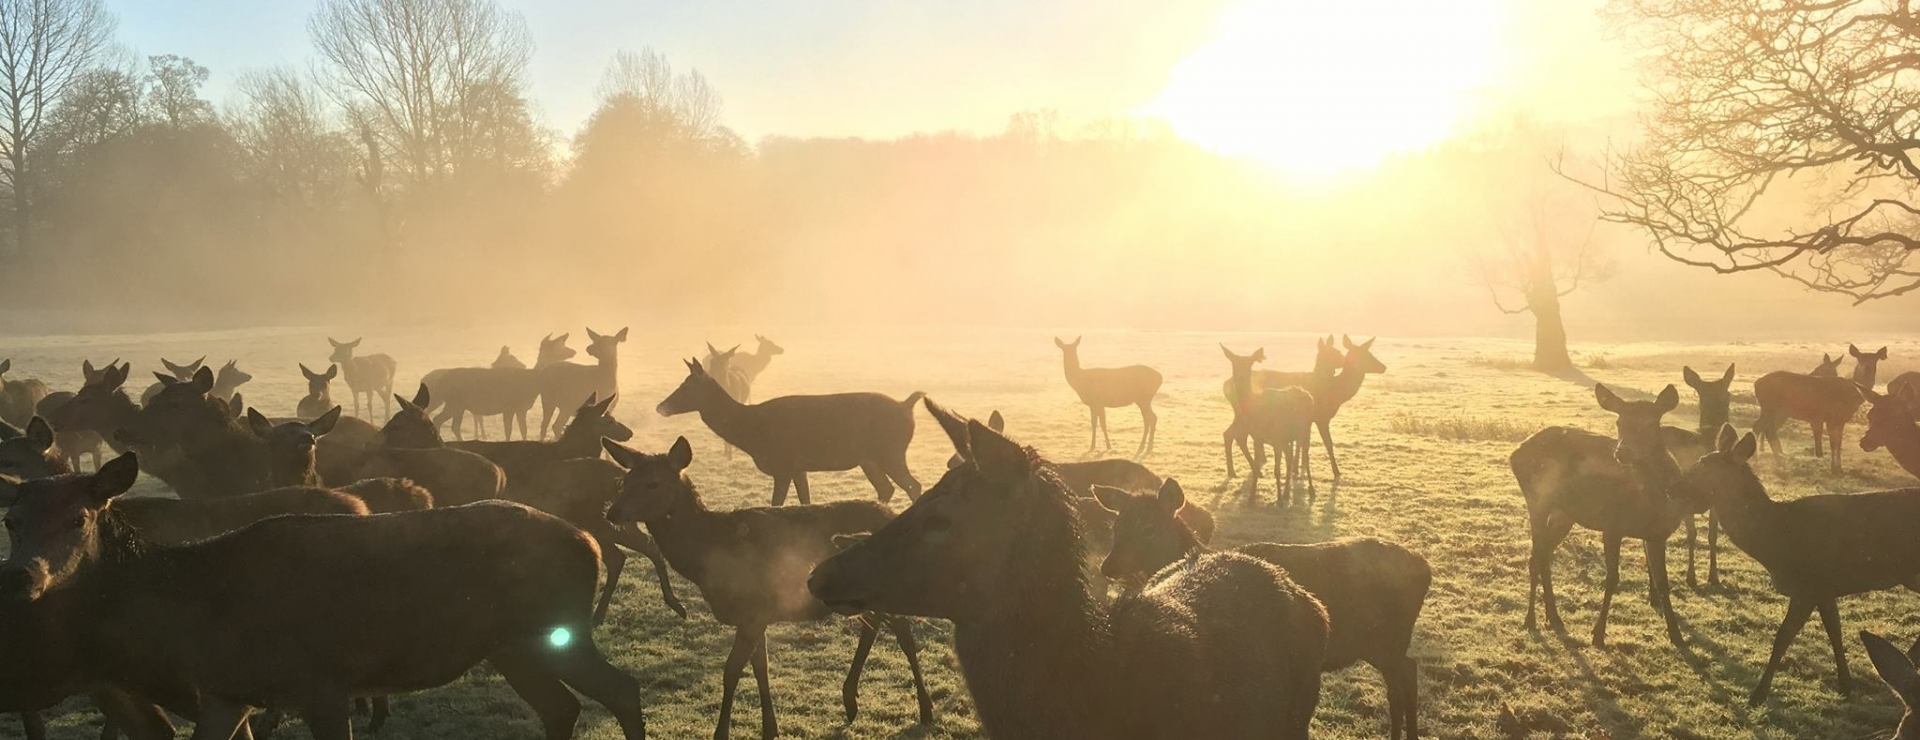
{"left": 328, "top": 337, "right": 399, "bottom": 420}
{"left": 358, "top": 392, "right": 506, "bottom": 507}
{"left": 1754, "top": 370, "right": 1865, "bottom": 473}
{"left": 1055, "top": 336, "right": 1163, "bottom": 455}
{"left": 423, "top": 335, "right": 574, "bottom": 441}
{"left": 1679, "top": 363, "right": 1736, "bottom": 587}
{"left": 1863, "top": 631, "right": 1920, "bottom": 740}
{"left": 297, "top": 363, "right": 338, "bottom": 419}
{"left": 537, "top": 327, "right": 625, "bottom": 440}
{"left": 1222, "top": 339, "right": 1341, "bottom": 477}
{"left": 1852, "top": 344, "right": 1890, "bottom": 391}
{"left": 0, "top": 359, "right": 50, "bottom": 431}
{"left": 138, "top": 356, "right": 204, "bottom": 406}
{"left": 604, "top": 436, "right": 932, "bottom": 740}
{"left": 1243, "top": 386, "right": 1317, "bottom": 507}
{"left": 1890, "top": 371, "right": 1920, "bottom": 401}
{"left": 1863, "top": 388, "right": 1920, "bottom": 481}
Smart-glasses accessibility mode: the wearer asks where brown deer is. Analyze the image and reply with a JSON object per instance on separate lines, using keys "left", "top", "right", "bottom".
{"left": 1679, "top": 363, "right": 1736, "bottom": 587}
{"left": 538, "top": 327, "right": 626, "bottom": 439}
{"left": 297, "top": 363, "right": 338, "bottom": 419}
{"left": 1055, "top": 337, "right": 1162, "bottom": 455}
{"left": 602, "top": 436, "right": 933, "bottom": 740}
{"left": 138, "top": 356, "right": 204, "bottom": 405}
{"left": 250, "top": 407, "right": 433, "bottom": 514}
{"left": 327, "top": 337, "right": 398, "bottom": 419}
{"left": 1222, "top": 338, "right": 1343, "bottom": 476}
{"left": 125, "top": 367, "right": 273, "bottom": 498}
{"left": 422, "top": 336, "right": 569, "bottom": 440}
{"left": 1302, "top": 335, "right": 1388, "bottom": 480}
{"left": 658, "top": 358, "right": 923, "bottom": 506}
{"left": 0, "top": 359, "right": 49, "bottom": 430}
{"left": 1667, "top": 426, "right": 1920, "bottom": 705}
{"left": 1891, "top": 371, "right": 1920, "bottom": 400}
{"left": 706, "top": 343, "right": 751, "bottom": 401}
{"left": 211, "top": 359, "right": 252, "bottom": 400}
{"left": 733, "top": 335, "right": 785, "bottom": 399}
{"left": 1863, "top": 631, "right": 1920, "bottom": 740}
{"left": 808, "top": 398, "right": 1328, "bottom": 740}
{"left": 1862, "top": 388, "right": 1920, "bottom": 481}
{"left": 1095, "top": 481, "right": 1431, "bottom": 740}
{"left": 1510, "top": 384, "right": 1688, "bottom": 647}
{"left": 1754, "top": 368, "right": 1865, "bottom": 473}
{"left": 358, "top": 385, "right": 507, "bottom": 508}
{"left": 34, "top": 358, "right": 114, "bottom": 471}
{"left": 1244, "top": 386, "right": 1318, "bottom": 507}
{"left": 1852, "top": 344, "right": 1891, "bottom": 390}
{"left": 0, "top": 454, "right": 649, "bottom": 740}
{"left": 1220, "top": 345, "right": 1267, "bottom": 476}
{"left": 1812, "top": 352, "right": 1845, "bottom": 377}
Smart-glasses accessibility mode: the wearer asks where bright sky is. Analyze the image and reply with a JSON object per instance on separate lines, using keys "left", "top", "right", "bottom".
{"left": 107, "top": 0, "right": 1637, "bottom": 172}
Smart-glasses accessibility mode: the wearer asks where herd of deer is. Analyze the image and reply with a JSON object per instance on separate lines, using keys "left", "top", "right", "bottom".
{"left": 0, "top": 330, "right": 1915, "bottom": 739}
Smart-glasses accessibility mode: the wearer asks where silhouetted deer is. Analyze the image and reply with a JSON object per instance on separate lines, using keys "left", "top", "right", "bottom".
{"left": 1668, "top": 426, "right": 1920, "bottom": 705}
{"left": 808, "top": 399, "right": 1328, "bottom": 740}
{"left": 1222, "top": 337, "right": 1342, "bottom": 475}
{"left": 35, "top": 359, "right": 113, "bottom": 471}
{"left": 297, "top": 363, "right": 338, "bottom": 419}
{"left": 138, "top": 356, "right": 204, "bottom": 405}
{"left": 1302, "top": 335, "right": 1388, "bottom": 480}
{"left": 1862, "top": 388, "right": 1920, "bottom": 481}
{"left": 1055, "top": 336, "right": 1162, "bottom": 455}
{"left": 327, "top": 337, "right": 398, "bottom": 419}
{"left": 538, "top": 327, "right": 626, "bottom": 439}
{"left": 0, "top": 359, "right": 49, "bottom": 431}
{"left": 0, "top": 454, "right": 649, "bottom": 740}
{"left": 494, "top": 345, "right": 527, "bottom": 369}
{"left": 250, "top": 407, "right": 433, "bottom": 517}
{"left": 1245, "top": 386, "right": 1317, "bottom": 507}
{"left": 1220, "top": 345, "right": 1266, "bottom": 476}
{"left": 1812, "top": 352, "right": 1845, "bottom": 377}
{"left": 1680, "top": 363, "right": 1736, "bottom": 587}
{"left": 124, "top": 367, "right": 272, "bottom": 499}
{"left": 210, "top": 360, "right": 252, "bottom": 400}
{"left": 657, "top": 358, "right": 923, "bottom": 505}
{"left": 1096, "top": 481, "right": 1431, "bottom": 740}
{"left": 420, "top": 338, "right": 565, "bottom": 440}
{"left": 1891, "top": 371, "right": 1920, "bottom": 401}
{"left": 1863, "top": 631, "right": 1920, "bottom": 740}
{"left": 360, "top": 385, "right": 507, "bottom": 508}
{"left": 706, "top": 342, "right": 751, "bottom": 401}
{"left": 1852, "top": 344, "right": 1890, "bottom": 390}
{"left": 733, "top": 335, "right": 785, "bottom": 400}
{"left": 1510, "top": 384, "right": 1688, "bottom": 647}
{"left": 1754, "top": 368, "right": 1865, "bottom": 473}
{"left": 603, "top": 437, "right": 932, "bottom": 740}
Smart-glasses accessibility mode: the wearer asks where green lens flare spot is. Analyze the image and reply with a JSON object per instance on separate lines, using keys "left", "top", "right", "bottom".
{"left": 549, "top": 627, "right": 573, "bottom": 649}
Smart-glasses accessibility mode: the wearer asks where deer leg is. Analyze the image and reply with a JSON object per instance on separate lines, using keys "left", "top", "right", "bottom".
{"left": 882, "top": 455, "right": 922, "bottom": 502}
{"left": 367, "top": 697, "right": 390, "bottom": 734}
{"left": 1137, "top": 401, "right": 1156, "bottom": 456}
{"left": 713, "top": 627, "right": 761, "bottom": 740}
{"left": 19, "top": 712, "right": 42, "bottom": 740}
{"left": 491, "top": 646, "right": 584, "bottom": 740}
{"left": 1817, "top": 599, "right": 1852, "bottom": 694}
{"left": 844, "top": 619, "right": 879, "bottom": 723}
{"left": 1830, "top": 422, "right": 1845, "bottom": 473}
{"left": 860, "top": 463, "right": 897, "bottom": 504}
{"left": 1812, "top": 419, "right": 1826, "bottom": 456}
{"left": 1087, "top": 405, "right": 1099, "bottom": 451}
{"left": 614, "top": 522, "right": 685, "bottom": 618}
{"left": 1283, "top": 438, "right": 1298, "bottom": 506}
{"left": 187, "top": 698, "right": 253, "bottom": 740}
{"left": 1684, "top": 515, "right": 1698, "bottom": 589}
{"left": 539, "top": 402, "right": 557, "bottom": 441}
{"left": 794, "top": 473, "right": 812, "bottom": 506}
{"left": 538, "top": 630, "right": 648, "bottom": 740}
{"left": 594, "top": 537, "right": 627, "bottom": 625}
{"left": 1301, "top": 432, "right": 1316, "bottom": 502}
{"left": 1223, "top": 421, "right": 1239, "bottom": 478}
{"left": 1752, "top": 597, "right": 1815, "bottom": 706}
{"left": 750, "top": 630, "right": 777, "bottom": 740}
{"left": 1647, "top": 538, "right": 1682, "bottom": 647}
{"left": 1317, "top": 418, "right": 1340, "bottom": 480}
{"left": 1593, "top": 533, "right": 1623, "bottom": 647}
{"left": 89, "top": 688, "right": 176, "bottom": 740}
{"left": 771, "top": 476, "right": 791, "bottom": 507}
{"left": 1099, "top": 407, "right": 1113, "bottom": 450}
{"left": 299, "top": 699, "right": 355, "bottom": 740}
{"left": 1707, "top": 510, "right": 1721, "bottom": 586}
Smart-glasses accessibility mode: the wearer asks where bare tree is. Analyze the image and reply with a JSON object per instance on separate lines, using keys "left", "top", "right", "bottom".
{"left": 596, "top": 48, "right": 723, "bottom": 141}
{"left": 143, "top": 54, "right": 211, "bottom": 128}
{"left": 0, "top": 0, "right": 115, "bottom": 260}
{"left": 1574, "top": 0, "right": 1920, "bottom": 302}
{"left": 1476, "top": 177, "right": 1612, "bottom": 372}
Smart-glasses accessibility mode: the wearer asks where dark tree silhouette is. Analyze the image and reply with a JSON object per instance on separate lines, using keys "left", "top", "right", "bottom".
{"left": 1475, "top": 179, "right": 1611, "bottom": 372}
{"left": 0, "top": 0, "right": 115, "bottom": 262}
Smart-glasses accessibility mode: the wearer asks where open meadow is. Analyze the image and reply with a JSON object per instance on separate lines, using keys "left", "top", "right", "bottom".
{"left": 5, "top": 326, "right": 1919, "bottom": 739}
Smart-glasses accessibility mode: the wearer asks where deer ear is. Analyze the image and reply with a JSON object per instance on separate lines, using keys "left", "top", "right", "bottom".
{"left": 1731, "top": 432, "right": 1759, "bottom": 464}
{"left": 0, "top": 358, "right": 10, "bottom": 375}
{"left": 968, "top": 418, "right": 1028, "bottom": 484}
{"left": 1220, "top": 344, "right": 1233, "bottom": 360}
{"left": 1683, "top": 367, "right": 1703, "bottom": 388}
{"left": 668, "top": 436, "right": 693, "bottom": 470}
{"left": 328, "top": 337, "right": 343, "bottom": 348}
{"left": 107, "top": 364, "right": 128, "bottom": 389}
{"left": 301, "top": 363, "right": 318, "bottom": 381}
{"left": 1879, "top": 347, "right": 1890, "bottom": 360}
{"left": 601, "top": 439, "right": 641, "bottom": 469}
{"left": 1157, "top": 478, "right": 1186, "bottom": 513}
{"left": 190, "top": 367, "right": 215, "bottom": 394}
{"left": 410, "top": 383, "right": 430, "bottom": 408}
{"left": 153, "top": 372, "right": 177, "bottom": 387}
{"left": 1594, "top": 384, "right": 1625, "bottom": 413}
{"left": 583, "top": 392, "right": 599, "bottom": 410}
{"left": 91, "top": 453, "right": 140, "bottom": 505}
{"left": 312, "top": 407, "right": 340, "bottom": 437}
{"left": 82, "top": 360, "right": 96, "bottom": 375}
{"left": 245, "top": 408, "right": 274, "bottom": 438}
{"left": 924, "top": 398, "right": 973, "bottom": 463}
{"left": 0, "top": 420, "right": 16, "bottom": 441}
{"left": 614, "top": 327, "right": 629, "bottom": 342}
{"left": 1363, "top": 336, "right": 1377, "bottom": 350}
{"left": 1716, "top": 423, "right": 1738, "bottom": 454}
{"left": 706, "top": 342, "right": 718, "bottom": 355}
{"left": 597, "top": 394, "right": 618, "bottom": 415}
{"left": 1722, "top": 363, "right": 1736, "bottom": 383}
{"left": 25, "top": 417, "right": 54, "bottom": 452}
{"left": 988, "top": 410, "right": 1005, "bottom": 433}
{"left": 1862, "top": 631, "right": 1920, "bottom": 706}
{"left": 1252, "top": 348, "right": 1265, "bottom": 363}
{"left": 1343, "top": 334, "right": 1357, "bottom": 350}
{"left": 586, "top": 327, "right": 603, "bottom": 343}
{"left": 1091, "top": 485, "right": 1127, "bottom": 514}
{"left": 324, "top": 364, "right": 338, "bottom": 381}
{"left": 393, "top": 394, "right": 414, "bottom": 412}
{"left": 1852, "top": 343, "right": 1864, "bottom": 358}
{"left": 1655, "top": 384, "right": 1680, "bottom": 414}
{"left": 1055, "top": 337, "right": 1068, "bottom": 349}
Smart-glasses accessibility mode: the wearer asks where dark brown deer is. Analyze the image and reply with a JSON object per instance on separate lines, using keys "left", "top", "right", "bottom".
{"left": 0, "top": 454, "right": 649, "bottom": 740}
{"left": 602, "top": 436, "right": 932, "bottom": 740}
{"left": 1055, "top": 336, "right": 1162, "bottom": 455}
{"left": 1680, "top": 363, "right": 1736, "bottom": 587}
{"left": 1510, "top": 384, "right": 1687, "bottom": 647}
{"left": 1667, "top": 426, "right": 1920, "bottom": 705}
{"left": 297, "top": 363, "right": 338, "bottom": 419}
{"left": 125, "top": 366, "right": 272, "bottom": 498}
{"left": 358, "top": 386, "right": 506, "bottom": 508}
{"left": 1863, "top": 388, "right": 1920, "bottom": 481}
{"left": 1095, "top": 481, "right": 1431, "bottom": 740}
{"left": 808, "top": 399, "right": 1328, "bottom": 740}
{"left": 1754, "top": 368, "right": 1865, "bottom": 473}
{"left": 1891, "top": 371, "right": 1920, "bottom": 400}
{"left": 1812, "top": 352, "right": 1845, "bottom": 377}
{"left": 138, "top": 356, "right": 204, "bottom": 405}
{"left": 250, "top": 407, "right": 434, "bottom": 515}
{"left": 34, "top": 358, "right": 113, "bottom": 471}
{"left": 538, "top": 327, "right": 626, "bottom": 439}
{"left": 1863, "top": 631, "right": 1920, "bottom": 740}
{"left": 658, "top": 358, "right": 922, "bottom": 506}
{"left": 1852, "top": 344, "right": 1891, "bottom": 390}
{"left": 328, "top": 337, "right": 398, "bottom": 419}
{"left": 0, "top": 359, "right": 49, "bottom": 430}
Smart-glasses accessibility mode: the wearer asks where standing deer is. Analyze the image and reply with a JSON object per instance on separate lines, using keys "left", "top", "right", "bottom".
{"left": 538, "top": 327, "right": 626, "bottom": 439}
{"left": 0, "top": 360, "right": 49, "bottom": 431}
{"left": 296, "top": 364, "right": 338, "bottom": 419}
{"left": 35, "top": 359, "right": 114, "bottom": 471}
{"left": 1054, "top": 337, "right": 1162, "bottom": 455}
{"left": 733, "top": 335, "right": 785, "bottom": 400}
{"left": 1891, "top": 371, "right": 1920, "bottom": 400}
{"left": 1679, "top": 363, "right": 1735, "bottom": 587}
{"left": 1306, "top": 335, "right": 1388, "bottom": 480}
{"left": 210, "top": 360, "right": 252, "bottom": 400}
{"left": 1245, "top": 386, "right": 1317, "bottom": 507}
{"left": 327, "top": 337, "right": 398, "bottom": 420}
{"left": 1863, "top": 631, "right": 1920, "bottom": 740}
{"left": 1862, "top": 388, "right": 1920, "bottom": 481}
{"left": 808, "top": 398, "right": 1329, "bottom": 740}
{"left": 1754, "top": 368, "right": 1865, "bottom": 473}
{"left": 139, "top": 357, "right": 205, "bottom": 405}
{"left": 1852, "top": 344, "right": 1890, "bottom": 391}
{"left": 1811, "top": 352, "right": 1845, "bottom": 377}
{"left": 1220, "top": 345, "right": 1267, "bottom": 477}
{"left": 1222, "top": 338, "right": 1342, "bottom": 477}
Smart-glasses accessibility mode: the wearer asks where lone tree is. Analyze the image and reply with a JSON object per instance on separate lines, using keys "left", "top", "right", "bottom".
{"left": 1475, "top": 176, "right": 1612, "bottom": 373}
{"left": 1580, "top": 0, "right": 1920, "bottom": 302}
{"left": 0, "top": 0, "right": 115, "bottom": 261}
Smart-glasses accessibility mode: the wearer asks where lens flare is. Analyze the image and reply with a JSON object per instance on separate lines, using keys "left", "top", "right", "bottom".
{"left": 549, "top": 627, "right": 573, "bottom": 649}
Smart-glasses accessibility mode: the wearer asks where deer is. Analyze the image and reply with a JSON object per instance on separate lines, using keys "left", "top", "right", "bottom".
{"left": 808, "top": 398, "right": 1329, "bottom": 740}
{"left": 706, "top": 343, "right": 752, "bottom": 402}
{"left": 1862, "top": 388, "right": 1920, "bottom": 481}
{"left": 0, "top": 454, "right": 649, "bottom": 740}
{"left": 1812, "top": 352, "right": 1845, "bottom": 377}
{"left": 0, "top": 359, "right": 49, "bottom": 431}
{"left": 422, "top": 336, "right": 569, "bottom": 440}
{"left": 1095, "top": 480, "right": 1431, "bottom": 740}
{"left": 250, "top": 407, "right": 433, "bottom": 514}
{"left": 732, "top": 335, "right": 785, "bottom": 400}
{"left": 602, "top": 436, "right": 933, "bottom": 740}
{"left": 1852, "top": 344, "right": 1891, "bottom": 390}
{"left": 138, "top": 356, "right": 204, "bottom": 405}
{"left": 1055, "top": 336, "right": 1162, "bottom": 455}
{"left": 1863, "top": 631, "right": 1920, "bottom": 740}
{"left": 210, "top": 360, "right": 252, "bottom": 400}
{"left": 1221, "top": 345, "right": 1267, "bottom": 476}
{"left": 356, "top": 385, "right": 506, "bottom": 508}
{"left": 1222, "top": 338, "right": 1343, "bottom": 477}
{"left": 1891, "top": 372, "right": 1920, "bottom": 400}
{"left": 327, "top": 337, "right": 398, "bottom": 420}
{"left": 1666, "top": 425, "right": 1920, "bottom": 705}
{"left": 1754, "top": 366, "right": 1866, "bottom": 473}
{"left": 1510, "top": 384, "right": 1689, "bottom": 648}
{"left": 658, "top": 358, "right": 923, "bottom": 506}
{"left": 538, "top": 327, "right": 626, "bottom": 439}
{"left": 297, "top": 363, "right": 338, "bottom": 419}
{"left": 1243, "top": 386, "right": 1317, "bottom": 507}
{"left": 1679, "top": 363, "right": 1736, "bottom": 587}
{"left": 34, "top": 358, "right": 114, "bottom": 471}
{"left": 123, "top": 367, "right": 273, "bottom": 499}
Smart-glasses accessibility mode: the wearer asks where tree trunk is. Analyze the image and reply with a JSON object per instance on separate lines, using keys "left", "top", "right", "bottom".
{"left": 9, "top": 156, "right": 27, "bottom": 264}
{"left": 1531, "top": 289, "right": 1573, "bottom": 372}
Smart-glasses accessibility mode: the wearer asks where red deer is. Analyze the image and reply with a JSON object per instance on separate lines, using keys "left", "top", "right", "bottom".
{"left": 1244, "top": 386, "right": 1317, "bottom": 507}
{"left": 0, "top": 359, "right": 49, "bottom": 431}
{"left": 0, "top": 454, "right": 649, "bottom": 740}
{"left": 1863, "top": 388, "right": 1920, "bottom": 481}
{"left": 423, "top": 335, "right": 570, "bottom": 440}
{"left": 1301, "top": 335, "right": 1388, "bottom": 480}
{"left": 327, "top": 337, "right": 398, "bottom": 419}
{"left": 124, "top": 367, "right": 273, "bottom": 498}
{"left": 1055, "top": 336, "right": 1162, "bottom": 455}
{"left": 138, "top": 356, "right": 204, "bottom": 405}
{"left": 1095, "top": 481, "right": 1430, "bottom": 740}
{"left": 210, "top": 359, "right": 252, "bottom": 400}
{"left": 732, "top": 335, "right": 785, "bottom": 400}
{"left": 1679, "top": 363, "right": 1736, "bottom": 587}
{"left": 1222, "top": 338, "right": 1343, "bottom": 476}
{"left": 658, "top": 358, "right": 922, "bottom": 506}
{"left": 808, "top": 399, "right": 1328, "bottom": 740}
{"left": 1510, "top": 384, "right": 1687, "bottom": 647}
{"left": 1852, "top": 344, "right": 1891, "bottom": 390}
{"left": 1754, "top": 368, "right": 1865, "bottom": 473}
{"left": 603, "top": 437, "right": 933, "bottom": 740}
{"left": 1891, "top": 371, "right": 1920, "bottom": 400}
{"left": 34, "top": 358, "right": 114, "bottom": 471}
{"left": 1667, "top": 426, "right": 1920, "bottom": 705}
{"left": 297, "top": 363, "right": 338, "bottom": 419}
{"left": 358, "top": 386, "right": 507, "bottom": 508}
{"left": 1811, "top": 352, "right": 1845, "bottom": 377}
{"left": 1220, "top": 345, "right": 1267, "bottom": 476}
{"left": 1863, "top": 631, "right": 1920, "bottom": 740}
{"left": 538, "top": 327, "right": 625, "bottom": 440}
{"left": 706, "top": 342, "right": 751, "bottom": 401}
{"left": 250, "top": 407, "right": 433, "bottom": 514}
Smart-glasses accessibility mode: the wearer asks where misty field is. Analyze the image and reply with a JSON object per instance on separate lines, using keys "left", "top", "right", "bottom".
{"left": 5, "top": 326, "right": 1919, "bottom": 740}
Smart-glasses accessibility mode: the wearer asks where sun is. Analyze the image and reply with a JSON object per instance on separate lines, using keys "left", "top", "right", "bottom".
{"left": 1144, "top": 0, "right": 1509, "bottom": 175}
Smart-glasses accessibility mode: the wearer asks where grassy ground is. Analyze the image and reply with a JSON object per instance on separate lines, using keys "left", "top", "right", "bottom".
{"left": 4, "top": 327, "right": 1920, "bottom": 739}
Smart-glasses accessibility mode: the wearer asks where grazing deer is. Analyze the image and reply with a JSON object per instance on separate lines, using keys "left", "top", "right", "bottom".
{"left": 1754, "top": 368, "right": 1865, "bottom": 473}
{"left": 1679, "top": 364, "right": 1736, "bottom": 587}
{"left": 658, "top": 359, "right": 923, "bottom": 506}
{"left": 1891, "top": 371, "right": 1920, "bottom": 400}
{"left": 1852, "top": 344, "right": 1891, "bottom": 390}
{"left": 1055, "top": 337, "right": 1162, "bottom": 455}
{"left": 1223, "top": 338, "right": 1343, "bottom": 476}
{"left": 603, "top": 437, "right": 933, "bottom": 740}
{"left": 1812, "top": 352, "right": 1845, "bottom": 377}
{"left": 538, "top": 327, "right": 626, "bottom": 440}
{"left": 0, "top": 359, "right": 49, "bottom": 431}
{"left": 1863, "top": 631, "right": 1920, "bottom": 740}
{"left": 297, "top": 363, "right": 338, "bottom": 419}
{"left": 1095, "top": 481, "right": 1431, "bottom": 740}
{"left": 808, "top": 398, "right": 1329, "bottom": 740}
{"left": 1667, "top": 426, "right": 1920, "bottom": 705}
{"left": 138, "top": 356, "right": 204, "bottom": 405}
{"left": 0, "top": 455, "right": 649, "bottom": 740}
{"left": 1862, "top": 388, "right": 1920, "bottom": 481}
{"left": 1510, "top": 384, "right": 1688, "bottom": 647}
{"left": 327, "top": 337, "right": 398, "bottom": 420}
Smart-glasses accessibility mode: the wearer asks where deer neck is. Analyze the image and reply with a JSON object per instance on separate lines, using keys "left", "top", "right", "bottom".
{"left": 1880, "top": 421, "right": 1920, "bottom": 476}
{"left": 692, "top": 391, "right": 750, "bottom": 444}
{"left": 1704, "top": 467, "right": 1777, "bottom": 554}
{"left": 1324, "top": 364, "right": 1369, "bottom": 407}
{"left": 636, "top": 485, "right": 718, "bottom": 584}
{"left": 1061, "top": 354, "right": 1083, "bottom": 384}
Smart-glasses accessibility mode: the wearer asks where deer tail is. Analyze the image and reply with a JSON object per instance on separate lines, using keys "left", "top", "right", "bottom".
{"left": 902, "top": 391, "right": 928, "bottom": 407}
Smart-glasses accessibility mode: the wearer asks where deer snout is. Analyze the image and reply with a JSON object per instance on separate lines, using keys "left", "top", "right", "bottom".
{"left": 806, "top": 558, "right": 866, "bottom": 615}
{"left": 0, "top": 562, "right": 47, "bottom": 602}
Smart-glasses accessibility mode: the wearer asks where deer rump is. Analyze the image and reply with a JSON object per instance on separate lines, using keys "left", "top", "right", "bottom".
{"left": 427, "top": 367, "right": 542, "bottom": 417}
{"left": 1756, "top": 372, "right": 1864, "bottom": 420}
{"left": 82, "top": 503, "right": 598, "bottom": 699}
{"left": 730, "top": 393, "right": 917, "bottom": 471}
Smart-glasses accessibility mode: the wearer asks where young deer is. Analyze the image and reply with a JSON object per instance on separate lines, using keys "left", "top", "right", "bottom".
{"left": 1222, "top": 338, "right": 1342, "bottom": 477}
{"left": 1510, "top": 384, "right": 1688, "bottom": 648}
{"left": 1852, "top": 344, "right": 1891, "bottom": 391}
{"left": 1055, "top": 336, "right": 1163, "bottom": 455}
{"left": 0, "top": 359, "right": 50, "bottom": 431}
{"left": 1862, "top": 388, "right": 1920, "bottom": 481}
{"left": 657, "top": 359, "right": 923, "bottom": 506}
{"left": 1244, "top": 386, "right": 1317, "bottom": 507}
{"left": 1863, "top": 631, "right": 1920, "bottom": 740}
{"left": 1095, "top": 481, "right": 1431, "bottom": 740}
{"left": 808, "top": 398, "right": 1328, "bottom": 740}
{"left": 250, "top": 407, "right": 434, "bottom": 516}
{"left": 1303, "top": 335, "right": 1388, "bottom": 480}
{"left": 602, "top": 436, "right": 933, "bottom": 740}
{"left": 1811, "top": 352, "right": 1845, "bottom": 377}
{"left": 327, "top": 337, "right": 398, "bottom": 419}
{"left": 1220, "top": 345, "right": 1266, "bottom": 476}
{"left": 1667, "top": 426, "right": 1920, "bottom": 705}
{"left": 1754, "top": 368, "right": 1865, "bottom": 473}
{"left": 1679, "top": 363, "right": 1736, "bottom": 587}
{"left": 297, "top": 363, "right": 338, "bottom": 419}
{"left": 138, "top": 356, "right": 204, "bottom": 405}
{"left": 538, "top": 327, "right": 626, "bottom": 440}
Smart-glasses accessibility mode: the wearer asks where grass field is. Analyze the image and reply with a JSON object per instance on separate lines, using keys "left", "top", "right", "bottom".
{"left": 5, "top": 326, "right": 1920, "bottom": 739}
